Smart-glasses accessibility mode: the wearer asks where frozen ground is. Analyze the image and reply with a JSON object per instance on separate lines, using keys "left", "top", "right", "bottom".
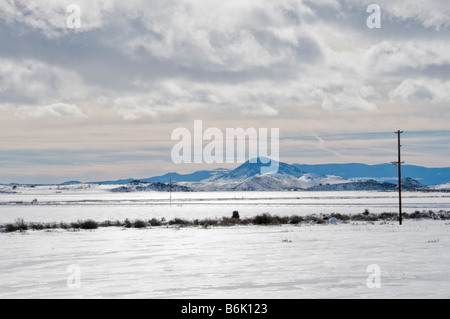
{"left": 1, "top": 186, "right": 449, "bottom": 299}
{"left": 0, "top": 221, "right": 449, "bottom": 299}
{"left": 1, "top": 186, "right": 450, "bottom": 224}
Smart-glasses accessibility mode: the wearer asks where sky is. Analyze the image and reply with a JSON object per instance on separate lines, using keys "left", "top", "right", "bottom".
{"left": 0, "top": 0, "right": 450, "bottom": 184}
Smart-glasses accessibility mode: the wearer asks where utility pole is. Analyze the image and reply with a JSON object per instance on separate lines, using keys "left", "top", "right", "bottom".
{"left": 391, "top": 130, "right": 404, "bottom": 225}
{"left": 169, "top": 178, "right": 172, "bottom": 207}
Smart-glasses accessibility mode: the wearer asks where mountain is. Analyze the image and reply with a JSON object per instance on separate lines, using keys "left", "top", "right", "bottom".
{"left": 307, "top": 180, "right": 397, "bottom": 191}
{"left": 88, "top": 178, "right": 135, "bottom": 185}
{"left": 71, "top": 158, "right": 450, "bottom": 192}
{"left": 231, "top": 174, "right": 304, "bottom": 191}
{"left": 182, "top": 159, "right": 430, "bottom": 191}
{"left": 306, "top": 178, "right": 427, "bottom": 191}
{"left": 143, "top": 168, "right": 229, "bottom": 183}
{"left": 212, "top": 158, "right": 307, "bottom": 182}
{"left": 401, "top": 177, "right": 428, "bottom": 190}
{"left": 292, "top": 163, "right": 450, "bottom": 186}
{"left": 221, "top": 172, "right": 349, "bottom": 191}
{"left": 183, "top": 159, "right": 352, "bottom": 191}
{"left": 308, "top": 177, "right": 429, "bottom": 191}
{"left": 59, "top": 181, "right": 82, "bottom": 186}
{"left": 83, "top": 169, "right": 229, "bottom": 185}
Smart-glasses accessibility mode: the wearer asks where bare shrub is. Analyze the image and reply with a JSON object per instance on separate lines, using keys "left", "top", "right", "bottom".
{"left": 79, "top": 219, "right": 98, "bottom": 230}
{"left": 133, "top": 219, "right": 147, "bottom": 228}
{"left": 252, "top": 213, "right": 280, "bottom": 225}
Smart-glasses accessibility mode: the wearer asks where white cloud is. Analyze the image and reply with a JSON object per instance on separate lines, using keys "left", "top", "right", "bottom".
{"left": 0, "top": 58, "right": 91, "bottom": 119}
{"left": 363, "top": 40, "right": 450, "bottom": 76}
{"left": 379, "top": 0, "right": 450, "bottom": 30}
{"left": 318, "top": 84, "right": 377, "bottom": 111}
{"left": 343, "top": 0, "right": 450, "bottom": 30}
{"left": 116, "top": 0, "right": 320, "bottom": 72}
{"left": 0, "top": 0, "right": 114, "bottom": 37}
{"left": 112, "top": 79, "right": 287, "bottom": 119}
{"left": 1, "top": 0, "right": 449, "bottom": 120}
{"left": 389, "top": 79, "right": 450, "bottom": 103}
{"left": 15, "top": 103, "right": 85, "bottom": 118}
{"left": 304, "top": 0, "right": 342, "bottom": 10}
{"left": 0, "top": 58, "right": 86, "bottom": 97}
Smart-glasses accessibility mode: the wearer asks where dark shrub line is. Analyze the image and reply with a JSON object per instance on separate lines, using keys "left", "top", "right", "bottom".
{"left": 1, "top": 210, "right": 449, "bottom": 233}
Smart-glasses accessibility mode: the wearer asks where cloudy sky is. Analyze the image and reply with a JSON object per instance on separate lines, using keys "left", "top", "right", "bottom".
{"left": 1, "top": 0, "right": 449, "bottom": 184}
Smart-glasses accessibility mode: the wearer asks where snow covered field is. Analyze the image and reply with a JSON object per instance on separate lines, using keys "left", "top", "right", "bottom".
{"left": 1, "top": 221, "right": 449, "bottom": 299}
{"left": 1, "top": 185, "right": 450, "bottom": 224}
{"left": 1, "top": 186, "right": 450, "bottom": 299}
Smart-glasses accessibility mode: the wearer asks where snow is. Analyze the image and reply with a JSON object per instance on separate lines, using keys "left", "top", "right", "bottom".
{"left": 298, "top": 173, "right": 349, "bottom": 188}
{"left": 1, "top": 185, "right": 450, "bottom": 224}
{"left": 0, "top": 221, "right": 449, "bottom": 298}
{"left": 328, "top": 217, "right": 340, "bottom": 224}
{"left": 431, "top": 183, "right": 450, "bottom": 190}
{"left": 1, "top": 186, "right": 450, "bottom": 298}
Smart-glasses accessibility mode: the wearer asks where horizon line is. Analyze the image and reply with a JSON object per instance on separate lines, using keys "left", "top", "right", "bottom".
{"left": 2, "top": 160, "right": 450, "bottom": 185}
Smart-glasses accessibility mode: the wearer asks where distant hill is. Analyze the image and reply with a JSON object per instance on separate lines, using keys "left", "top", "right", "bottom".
{"left": 87, "top": 178, "right": 135, "bottom": 185}
{"left": 111, "top": 181, "right": 192, "bottom": 192}
{"left": 307, "top": 178, "right": 427, "bottom": 191}
{"left": 212, "top": 158, "right": 307, "bottom": 182}
{"left": 62, "top": 158, "right": 450, "bottom": 191}
{"left": 60, "top": 181, "right": 82, "bottom": 186}
{"left": 292, "top": 163, "right": 450, "bottom": 186}
{"left": 143, "top": 168, "right": 229, "bottom": 183}
{"left": 231, "top": 174, "right": 304, "bottom": 191}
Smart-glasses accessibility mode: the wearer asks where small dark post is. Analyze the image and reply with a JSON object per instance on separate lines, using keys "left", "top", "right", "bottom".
{"left": 392, "top": 131, "right": 404, "bottom": 225}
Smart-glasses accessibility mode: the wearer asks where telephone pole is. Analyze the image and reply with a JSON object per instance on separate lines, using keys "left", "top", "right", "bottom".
{"left": 169, "top": 178, "right": 172, "bottom": 207}
{"left": 391, "top": 130, "right": 404, "bottom": 225}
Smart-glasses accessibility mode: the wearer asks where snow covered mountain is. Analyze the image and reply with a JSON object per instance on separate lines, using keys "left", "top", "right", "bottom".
{"left": 207, "top": 158, "right": 307, "bottom": 183}
{"left": 44, "top": 157, "right": 447, "bottom": 192}
{"left": 292, "top": 163, "right": 450, "bottom": 186}
{"left": 225, "top": 173, "right": 350, "bottom": 191}
{"left": 308, "top": 180, "right": 398, "bottom": 191}
{"left": 401, "top": 177, "right": 429, "bottom": 190}
{"left": 56, "top": 157, "right": 450, "bottom": 191}
{"left": 231, "top": 174, "right": 304, "bottom": 191}
{"left": 107, "top": 159, "right": 431, "bottom": 192}
{"left": 180, "top": 158, "right": 350, "bottom": 191}
{"left": 179, "top": 158, "right": 431, "bottom": 191}
{"left": 430, "top": 183, "right": 450, "bottom": 190}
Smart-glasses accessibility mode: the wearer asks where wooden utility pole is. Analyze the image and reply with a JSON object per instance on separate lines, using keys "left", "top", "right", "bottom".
{"left": 169, "top": 178, "right": 172, "bottom": 207}
{"left": 391, "top": 131, "right": 404, "bottom": 225}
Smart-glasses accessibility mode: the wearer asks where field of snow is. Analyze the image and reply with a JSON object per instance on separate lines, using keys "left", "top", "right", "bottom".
{"left": 1, "top": 221, "right": 449, "bottom": 298}
{"left": 1, "top": 185, "right": 450, "bottom": 299}
{"left": 1, "top": 185, "right": 450, "bottom": 224}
